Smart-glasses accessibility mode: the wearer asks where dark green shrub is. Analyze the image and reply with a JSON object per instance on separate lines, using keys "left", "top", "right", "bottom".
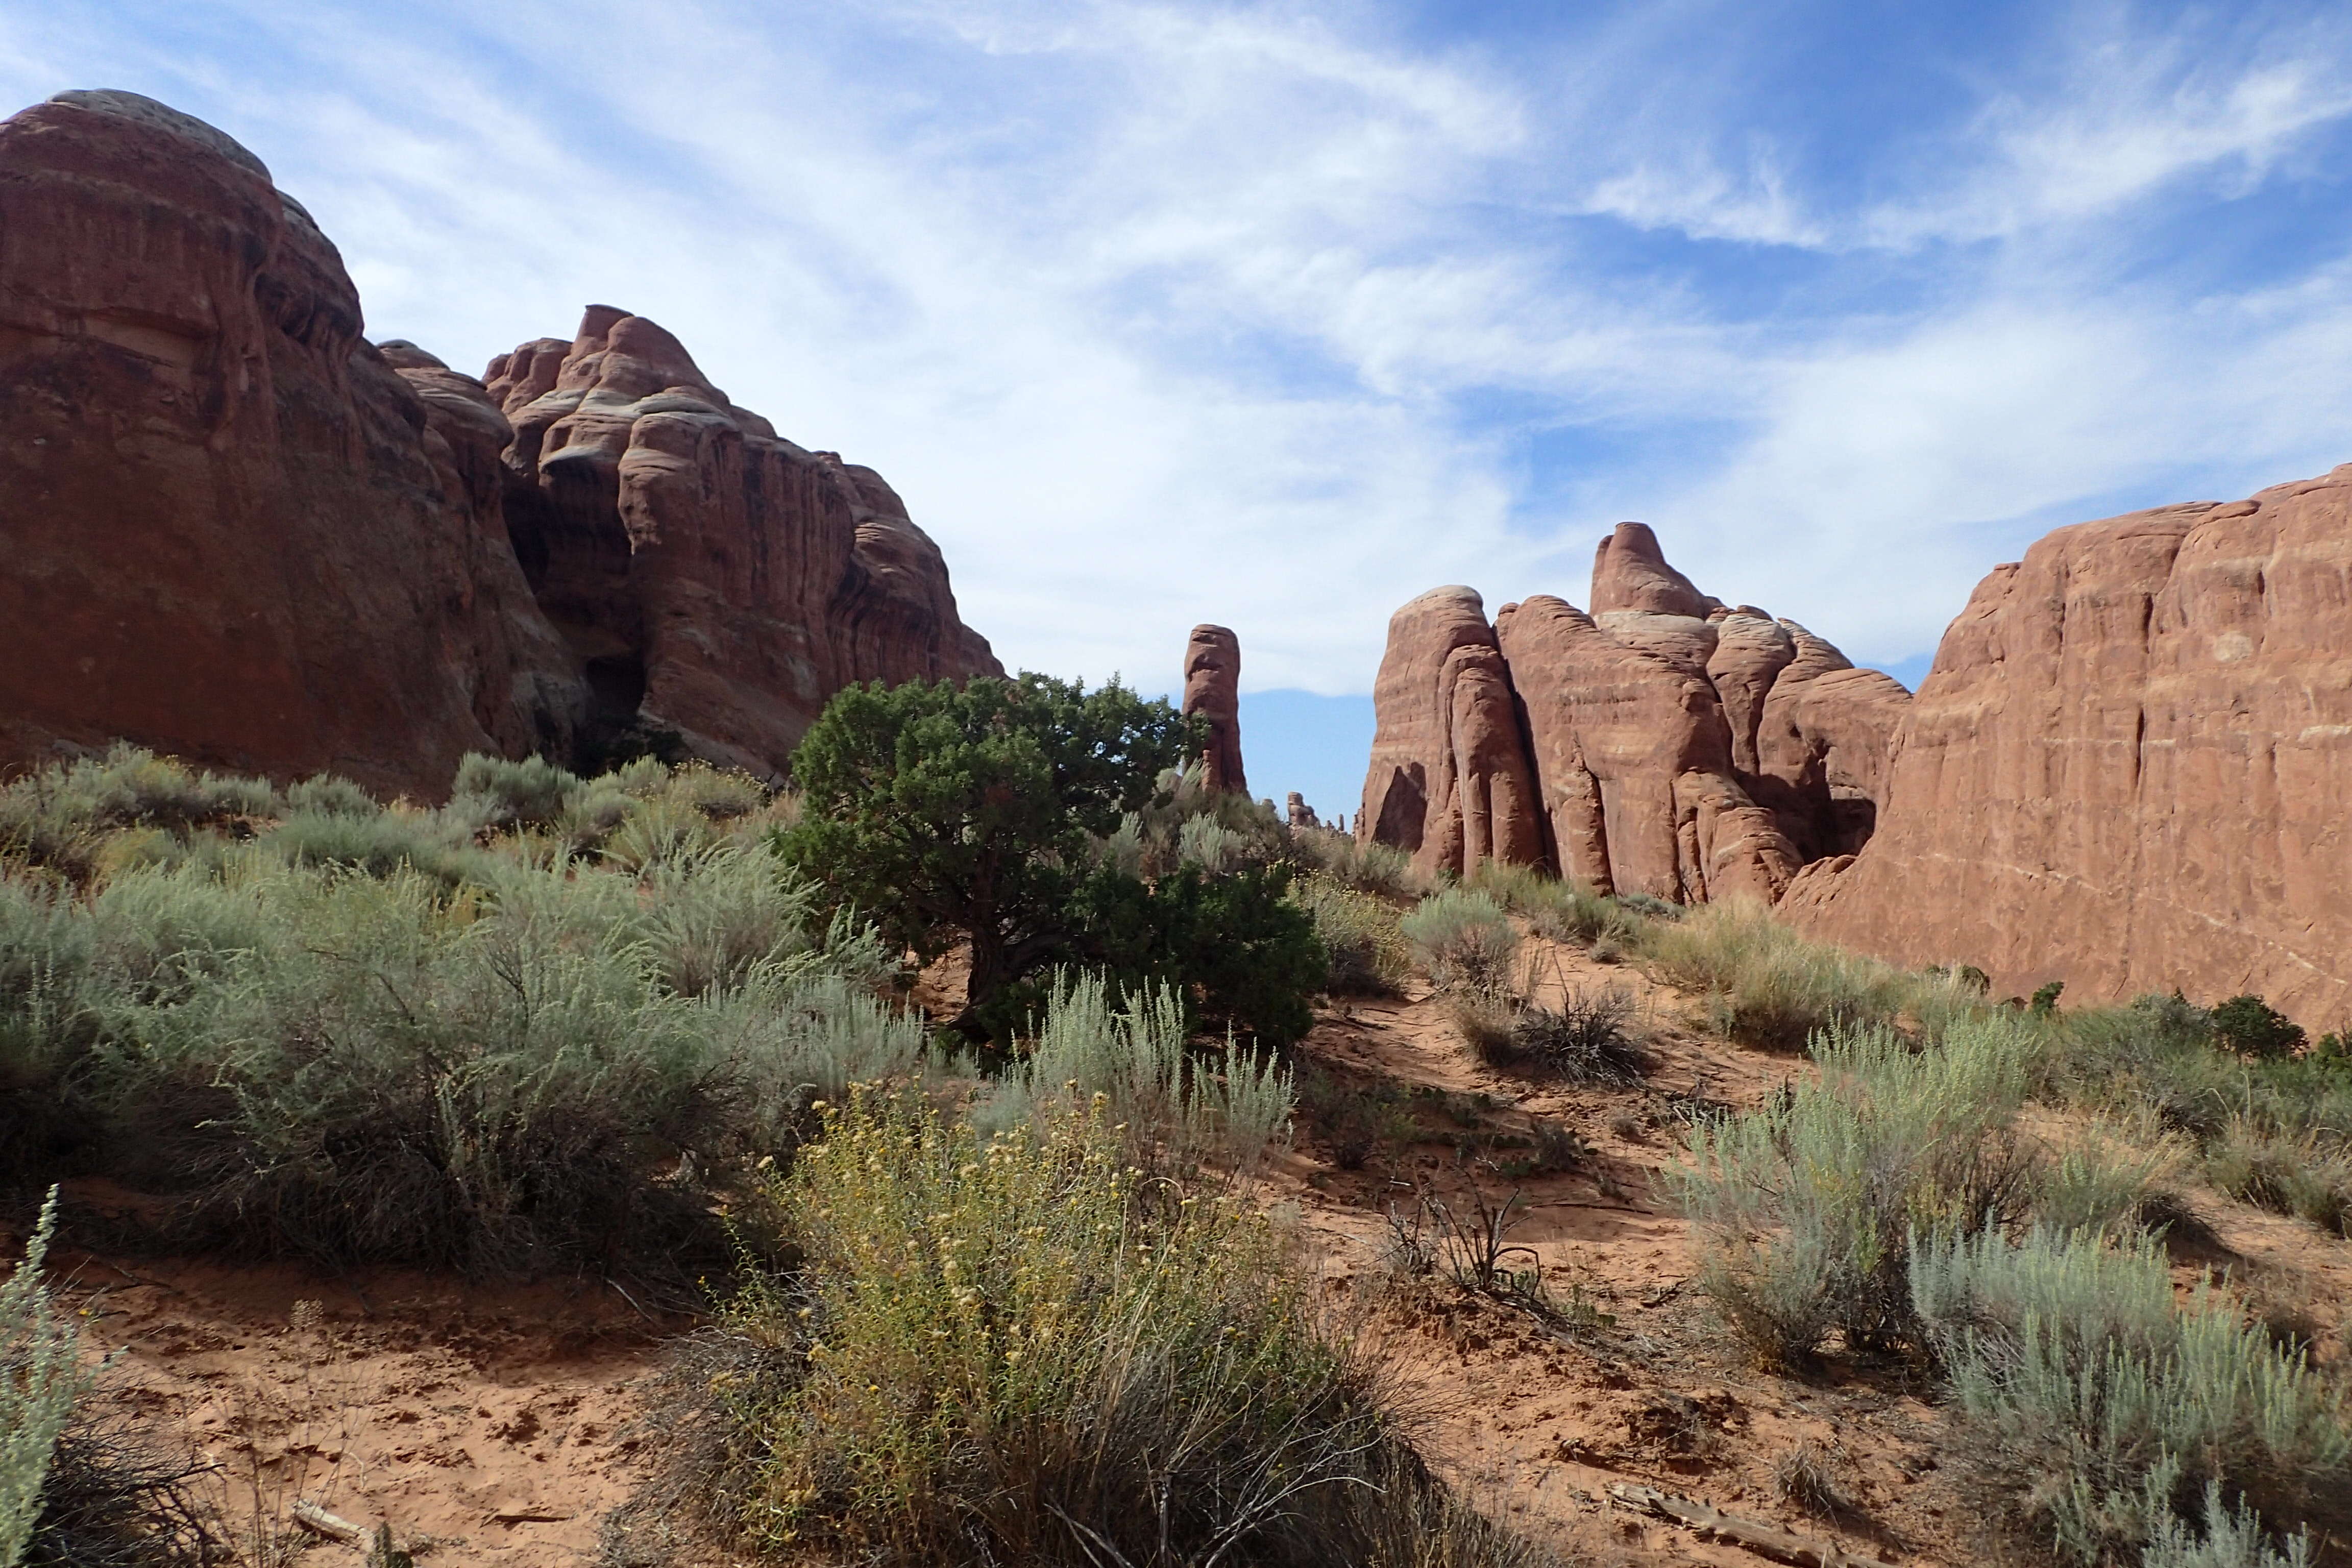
{"left": 2031, "top": 979, "right": 2066, "bottom": 1017}
{"left": 2212, "top": 995, "right": 2306, "bottom": 1061}
{"left": 774, "top": 674, "right": 1190, "bottom": 1030}
{"left": 1059, "top": 864, "right": 1325, "bottom": 1047}
{"left": 1482, "top": 989, "right": 1648, "bottom": 1084}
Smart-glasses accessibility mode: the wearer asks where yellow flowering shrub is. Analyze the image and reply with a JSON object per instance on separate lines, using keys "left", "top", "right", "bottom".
{"left": 678, "top": 1086, "right": 1548, "bottom": 1567}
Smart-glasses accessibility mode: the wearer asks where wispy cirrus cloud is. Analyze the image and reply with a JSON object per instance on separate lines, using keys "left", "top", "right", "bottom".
{"left": 6, "top": 0, "right": 2352, "bottom": 814}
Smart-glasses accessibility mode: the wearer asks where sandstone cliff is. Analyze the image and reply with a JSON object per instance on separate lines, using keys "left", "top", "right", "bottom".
{"left": 1359, "top": 528, "right": 1906, "bottom": 895}
{"left": 0, "top": 90, "right": 579, "bottom": 793}
{"left": 0, "top": 90, "right": 997, "bottom": 794}
{"left": 1784, "top": 465, "right": 2352, "bottom": 1024}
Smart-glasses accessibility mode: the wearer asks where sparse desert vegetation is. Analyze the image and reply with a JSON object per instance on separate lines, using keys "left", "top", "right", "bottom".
{"left": 5, "top": 730, "right": 2350, "bottom": 1568}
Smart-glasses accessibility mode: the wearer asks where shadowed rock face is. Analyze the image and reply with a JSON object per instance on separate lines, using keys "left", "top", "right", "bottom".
{"left": 0, "top": 90, "right": 996, "bottom": 792}
{"left": 484, "top": 307, "right": 1000, "bottom": 775}
{"left": 1785, "top": 465, "right": 2352, "bottom": 1024}
{"left": 1181, "top": 625, "right": 1245, "bottom": 794}
{"left": 1359, "top": 532, "right": 1908, "bottom": 899}
{"left": 0, "top": 90, "right": 580, "bottom": 793}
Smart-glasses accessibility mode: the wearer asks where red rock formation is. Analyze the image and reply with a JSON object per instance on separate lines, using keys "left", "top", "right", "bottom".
{"left": 1181, "top": 625, "right": 1245, "bottom": 793}
{"left": 1285, "top": 792, "right": 1320, "bottom": 829}
{"left": 1361, "top": 530, "right": 1900, "bottom": 903}
{"left": 0, "top": 89, "right": 998, "bottom": 792}
{"left": 1591, "top": 522, "right": 1720, "bottom": 618}
{"left": 1495, "top": 597, "right": 1799, "bottom": 903}
{"left": 0, "top": 90, "right": 577, "bottom": 794}
{"left": 1356, "top": 587, "right": 1545, "bottom": 878}
{"left": 485, "top": 306, "right": 999, "bottom": 774}
{"left": 1785, "top": 466, "right": 2352, "bottom": 1024}
{"left": 1752, "top": 624, "right": 1912, "bottom": 860}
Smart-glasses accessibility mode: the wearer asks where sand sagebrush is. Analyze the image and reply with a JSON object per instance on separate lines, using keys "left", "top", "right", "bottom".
{"left": 2, "top": 1192, "right": 89, "bottom": 1568}
{"left": 1672, "top": 1018, "right": 2037, "bottom": 1365}
{"left": 1401, "top": 890, "right": 1518, "bottom": 995}
{"left": 0, "top": 757, "right": 919, "bottom": 1273}
{"left": 1913, "top": 1225, "right": 2349, "bottom": 1564}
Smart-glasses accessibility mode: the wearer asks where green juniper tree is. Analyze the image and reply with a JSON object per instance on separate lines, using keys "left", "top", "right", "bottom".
{"left": 775, "top": 673, "right": 1321, "bottom": 1041}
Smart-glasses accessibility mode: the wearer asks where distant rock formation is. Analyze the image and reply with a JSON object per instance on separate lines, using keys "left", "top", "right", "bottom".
{"left": 1286, "top": 793, "right": 1320, "bottom": 829}
{"left": 1358, "top": 587, "right": 1546, "bottom": 879}
{"left": 1181, "top": 625, "right": 1246, "bottom": 793}
{"left": 0, "top": 89, "right": 996, "bottom": 793}
{"left": 1785, "top": 465, "right": 2352, "bottom": 1024}
{"left": 1359, "top": 530, "right": 1908, "bottom": 894}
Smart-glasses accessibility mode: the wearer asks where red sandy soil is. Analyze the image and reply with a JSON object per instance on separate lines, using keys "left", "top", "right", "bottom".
{"left": 30, "top": 932, "right": 2352, "bottom": 1566}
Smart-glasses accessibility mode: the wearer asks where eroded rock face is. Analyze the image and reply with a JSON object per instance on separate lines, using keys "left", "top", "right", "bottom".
{"left": 484, "top": 307, "right": 1000, "bottom": 774}
{"left": 1360, "top": 530, "right": 1904, "bottom": 902}
{"left": 0, "top": 90, "right": 998, "bottom": 792}
{"left": 0, "top": 90, "right": 583, "bottom": 793}
{"left": 1356, "top": 588, "right": 1544, "bottom": 878}
{"left": 1181, "top": 625, "right": 1245, "bottom": 794}
{"left": 1785, "top": 467, "right": 2352, "bottom": 1023}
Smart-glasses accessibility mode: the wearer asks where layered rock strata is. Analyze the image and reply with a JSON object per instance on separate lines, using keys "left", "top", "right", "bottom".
{"left": 0, "top": 90, "right": 997, "bottom": 793}
{"left": 1180, "top": 624, "right": 1245, "bottom": 794}
{"left": 1358, "top": 528, "right": 1907, "bottom": 896}
{"left": 1785, "top": 467, "right": 2352, "bottom": 1023}
{"left": 0, "top": 90, "right": 578, "bottom": 792}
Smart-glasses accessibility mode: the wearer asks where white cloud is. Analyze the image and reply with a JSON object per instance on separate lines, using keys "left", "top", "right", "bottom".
{"left": 1582, "top": 144, "right": 1828, "bottom": 249}
{"left": 6, "top": 0, "right": 2352, "bottom": 699}
{"left": 1865, "top": 16, "right": 2352, "bottom": 247}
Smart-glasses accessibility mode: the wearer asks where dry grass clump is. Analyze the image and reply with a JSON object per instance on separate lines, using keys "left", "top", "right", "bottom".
{"left": 1467, "top": 988, "right": 1649, "bottom": 1085}
{"left": 1770, "top": 1442, "right": 1849, "bottom": 1518}
{"left": 1465, "top": 863, "right": 1651, "bottom": 950}
{"left": 640, "top": 1089, "right": 1553, "bottom": 1568}
{"left": 1402, "top": 890, "right": 1518, "bottom": 995}
{"left": 1288, "top": 873, "right": 1411, "bottom": 994}
{"left": 1638, "top": 901, "right": 1980, "bottom": 1051}
{"left": 2206, "top": 1123, "right": 2352, "bottom": 1239}
{"left": 1287, "top": 826, "right": 1428, "bottom": 899}
{"left": 1913, "top": 1225, "right": 2349, "bottom": 1565}
{"left": 2043, "top": 996, "right": 2352, "bottom": 1240}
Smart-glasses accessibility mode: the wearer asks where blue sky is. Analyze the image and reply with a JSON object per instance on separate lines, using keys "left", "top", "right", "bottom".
{"left": 9, "top": 1, "right": 2352, "bottom": 818}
